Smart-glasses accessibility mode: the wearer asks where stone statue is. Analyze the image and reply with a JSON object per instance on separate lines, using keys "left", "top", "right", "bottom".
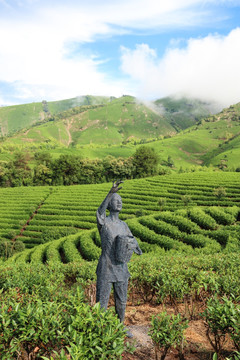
{"left": 96, "top": 180, "right": 142, "bottom": 337}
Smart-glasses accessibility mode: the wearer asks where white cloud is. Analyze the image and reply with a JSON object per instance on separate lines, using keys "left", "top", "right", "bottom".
{"left": 0, "top": 9, "right": 130, "bottom": 101}
{"left": 0, "top": 0, "right": 239, "bottom": 103}
{"left": 120, "top": 28, "right": 240, "bottom": 106}
{"left": 0, "top": 3, "right": 131, "bottom": 103}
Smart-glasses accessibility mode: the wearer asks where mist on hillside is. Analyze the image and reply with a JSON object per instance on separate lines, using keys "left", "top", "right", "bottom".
{"left": 139, "top": 94, "right": 223, "bottom": 122}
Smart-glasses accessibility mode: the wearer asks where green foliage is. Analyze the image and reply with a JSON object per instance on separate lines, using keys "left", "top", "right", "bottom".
{"left": 214, "top": 187, "right": 227, "bottom": 200}
{"left": 78, "top": 231, "right": 101, "bottom": 261}
{"left": 41, "top": 227, "right": 79, "bottom": 243}
{"left": 0, "top": 263, "right": 125, "bottom": 359}
{"left": 149, "top": 312, "right": 188, "bottom": 360}
{"left": 1, "top": 172, "right": 240, "bottom": 257}
{"left": 0, "top": 150, "right": 160, "bottom": 186}
{"left": 202, "top": 296, "right": 240, "bottom": 357}
{"left": 127, "top": 217, "right": 190, "bottom": 251}
{"left": 187, "top": 207, "right": 218, "bottom": 230}
{"left": 166, "top": 155, "right": 175, "bottom": 168}
{"left": 206, "top": 207, "right": 235, "bottom": 225}
{"left": 0, "top": 240, "right": 25, "bottom": 259}
{"left": 1, "top": 247, "right": 240, "bottom": 358}
{"left": 103, "top": 155, "right": 135, "bottom": 182}
{"left": 132, "top": 145, "right": 159, "bottom": 177}
{"left": 2, "top": 98, "right": 240, "bottom": 170}
{"left": 157, "top": 197, "right": 166, "bottom": 211}
{"left": 181, "top": 194, "right": 192, "bottom": 207}
{"left": 61, "top": 234, "right": 83, "bottom": 263}
{"left": 0, "top": 170, "right": 239, "bottom": 359}
{"left": 225, "top": 351, "right": 240, "bottom": 360}
{"left": 128, "top": 252, "right": 240, "bottom": 305}
{"left": 154, "top": 96, "right": 212, "bottom": 130}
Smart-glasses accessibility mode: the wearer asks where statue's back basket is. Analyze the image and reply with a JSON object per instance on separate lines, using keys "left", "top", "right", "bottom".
{"left": 115, "top": 235, "right": 134, "bottom": 263}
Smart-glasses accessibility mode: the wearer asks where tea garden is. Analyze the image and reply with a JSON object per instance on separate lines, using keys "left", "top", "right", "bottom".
{"left": 0, "top": 171, "right": 240, "bottom": 359}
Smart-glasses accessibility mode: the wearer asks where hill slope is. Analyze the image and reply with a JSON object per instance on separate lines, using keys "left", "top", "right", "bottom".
{"left": 1, "top": 96, "right": 175, "bottom": 146}
{"left": 154, "top": 96, "right": 220, "bottom": 130}
{"left": 1, "top": 96, "right": 240, "bottom": 169}
{"left": 0, "top": 95, "right": 214, "bottom": 143}
{"left": 0, "top": 95, "right": 112, "bottom": 138}
{"left": 131, "top": 101, "right": 240, "bottom": 169}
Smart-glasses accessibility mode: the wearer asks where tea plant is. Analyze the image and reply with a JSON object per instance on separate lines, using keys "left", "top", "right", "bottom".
{"left": 149, "top": 311, "right": 188, "bottom": 360}
{"left": 0, "top": 265, "right": 125, "bottom": 360}
{"left": 202, "top": 296, "right": 240, "bottom": 359}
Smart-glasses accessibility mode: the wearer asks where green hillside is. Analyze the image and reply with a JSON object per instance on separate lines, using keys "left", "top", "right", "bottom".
{"left": 154, "top": 96, "right": 216, "bottom": 130}
{"left": 2, "top": 95, "right": 174, "bottom": 146}
{"left": 137, "top": 101, "right": 240, "bottom": 169}
{"left": 1, "top": 96, "right": 240, "bottom": 170}
{"left": 0, "top": 95, "right": 213, "bottom": 142}
{"left": 199, "top": 103, "right": 240, "bottom": 167}
{"left": 0, "top": 95, "right": 112, "bottom": 138}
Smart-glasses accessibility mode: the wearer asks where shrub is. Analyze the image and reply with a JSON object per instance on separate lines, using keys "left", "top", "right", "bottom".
{"left": 157, "top": 197, "right": 166, "bottom": 211}
{"left": 213, "top": 187, "right": 227, "bottom": 200}
{"left": 206, "top": 207, "right": 235, "bottom": 225}
{"left": 187, "top": 208, "right": 218, "bottom": 230}
{"left": 0, "top": 240, "right": 25, "bottom": 259}
{"left": 0, "top": 273, "right": 125, "bottom": 360}
{"left": 202, "top": 296, "right": 240, "bottom": 358}
{"left": 181, "top": 194, "right": 192, "bottom": 207}
{"left": 149, "top": 312, "right": 188, "bottom": 360}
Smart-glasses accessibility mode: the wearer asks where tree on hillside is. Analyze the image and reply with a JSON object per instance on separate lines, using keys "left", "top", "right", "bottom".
{"left": 34, "top": 151, "right": 53, "bottom": 167}
{"left": 0, "top": 161, "right": 10, "bottom": 187}
{"left": 103, "top": 156, "right": 135, "bottom": 181}
{"left": 12, "top": 152, "right": 32, "bottom": 186}
{"left": 33, "top": 164, "right": 53, "bottom": 185}
{"left": 167, "top": 155, "right": 175, "bottom": 168}
{"left": 78, "top": 158, "right": 104, "bottom": 184}
{"left": 51, "top": 155, "right": 81, "bottom": 185}
{"left": 132, "top": 146, "right": 159, "bottom": 178}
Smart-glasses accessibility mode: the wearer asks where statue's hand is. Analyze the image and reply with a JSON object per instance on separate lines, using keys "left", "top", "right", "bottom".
{"left": 130, "top": 238, "right": 142, "bottom": 255}
{"left": 134, "top": 244, "right": 143, "bottom": 255}
{"left": 110, "top": 180, "right": 123, "bottom": 193}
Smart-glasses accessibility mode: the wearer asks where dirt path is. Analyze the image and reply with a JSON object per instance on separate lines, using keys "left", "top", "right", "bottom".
{"left": 66, "top": 118, "right": 73, "bottom": 146}
{"left": 12, "top": 190, "right": 54, "bottom": 242}
{"left": 24, "top": 129, "right": 30, "bottom": 135}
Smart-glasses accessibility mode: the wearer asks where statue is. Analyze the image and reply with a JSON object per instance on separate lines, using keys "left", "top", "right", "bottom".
{"left": 96, "top": 180, "right": 142, "bottom": 337}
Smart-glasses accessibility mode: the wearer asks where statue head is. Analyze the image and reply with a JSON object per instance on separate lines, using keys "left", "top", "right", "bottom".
{"left": 107, "top": 193, "right": 122, "bottom": 212}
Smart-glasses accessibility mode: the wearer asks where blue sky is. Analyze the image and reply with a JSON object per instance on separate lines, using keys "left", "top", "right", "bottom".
{"left": 0, "top": 0, "right": 240, "bottom": 106}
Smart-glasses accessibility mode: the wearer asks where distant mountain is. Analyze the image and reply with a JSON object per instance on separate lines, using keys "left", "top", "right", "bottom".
{"left": 0, "top": 95, "right": 173, "bottom": 146}
{"left": 0, "top": 96, "right": 240, "bottom": 169}
{"left": 0, "top": 95, "right": 214, "bottom": 144}
{"left": 147, "top": 101, "right": 240, "bottom": 169}
{"left": 0, "top": 95, "right": 113, "bottom": 138}
{"left": 199, "top": 102, "right": 240, "bottom": 168}
{"left": 154, "top": 96, "right": 219, "bottom": 131}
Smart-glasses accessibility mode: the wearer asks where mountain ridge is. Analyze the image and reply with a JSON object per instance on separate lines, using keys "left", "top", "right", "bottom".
{"left": 1, "top": 95, "right": 240, "bottom": 169}
{"left": 0, "top": 95, "right": 214, "bottom": 143}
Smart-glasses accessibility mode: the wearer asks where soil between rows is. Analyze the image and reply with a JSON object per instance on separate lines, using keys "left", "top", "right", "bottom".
{"left": 121, "top": 303, "right": 235, "bottom": 360}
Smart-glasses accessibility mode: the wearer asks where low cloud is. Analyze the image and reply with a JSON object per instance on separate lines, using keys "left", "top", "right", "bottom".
{"left": 120, "top": 28, "right": 240, "bottom": 107}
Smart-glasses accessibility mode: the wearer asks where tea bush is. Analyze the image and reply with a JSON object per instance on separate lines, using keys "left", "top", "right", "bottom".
{"left": 0, "top": 263, "right": 125, "bottom": 359}
{"left": 202, "top": 296, "right": 240, "bottom": 357}
{"left": 149, "top": 312, "right": 188, "bottom": 360}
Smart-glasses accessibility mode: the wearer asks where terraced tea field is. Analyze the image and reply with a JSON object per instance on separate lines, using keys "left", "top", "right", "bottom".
{"left": 2, "top": 171, "right": 239, "bottom": 264}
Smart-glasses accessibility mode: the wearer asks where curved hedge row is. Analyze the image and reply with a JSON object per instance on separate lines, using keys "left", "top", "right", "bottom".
{"left": 1, "top": 171, "right": 240, "bottom": 261}
{"left": 6, "top": 203, "right": 240, "bottom": 265}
